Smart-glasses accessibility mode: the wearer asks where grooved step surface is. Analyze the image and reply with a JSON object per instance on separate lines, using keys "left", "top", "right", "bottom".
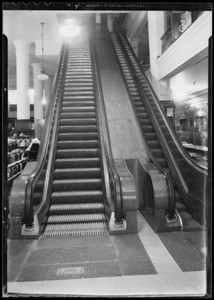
{"left": 53, "top": 178, "right": 102, "bottom": 191}
{"left": 49, "top": 202, "right": 104, "bottom": 213}
{"left": 46, "top": 213, "right": 106, "bottom": 223}
{"left": 41, "top": 222, "right": 108, "bottom": 238}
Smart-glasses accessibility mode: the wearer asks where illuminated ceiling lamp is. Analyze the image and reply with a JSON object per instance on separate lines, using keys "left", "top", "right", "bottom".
{"left": 59, "top": 18, "right": 81, "bottom": 38}
{"left": 37, "top": 22, "right": 49, "bottom": 81}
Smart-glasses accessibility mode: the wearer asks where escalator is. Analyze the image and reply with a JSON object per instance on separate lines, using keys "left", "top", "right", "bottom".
{"left": 9, "top": 32, "right": 134, "bottom": 239}
{"left": 111, "top": 20, "right": 208, "bottom": 231}
{"left": 41, "top": 38, "right": 107, "bottom": 238}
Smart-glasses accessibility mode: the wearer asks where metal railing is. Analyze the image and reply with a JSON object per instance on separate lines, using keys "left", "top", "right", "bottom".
{"left": 24, "top": 43, "right": 67, "bottom": 227}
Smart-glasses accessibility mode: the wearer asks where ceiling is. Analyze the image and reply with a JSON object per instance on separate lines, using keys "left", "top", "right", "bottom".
{"left": 3, "top": 10, "right": 99, "bottom": 89}
{"left": 3, "top": 10, "right": 209, "bottom": 98}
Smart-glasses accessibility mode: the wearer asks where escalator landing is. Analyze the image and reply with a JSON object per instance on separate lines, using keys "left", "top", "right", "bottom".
{"left": 8, "top": 232, "right": 157, "bottom": 282}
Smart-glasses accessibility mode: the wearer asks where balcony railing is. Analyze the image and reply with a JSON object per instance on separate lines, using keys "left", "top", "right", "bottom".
{"left": 161, "top": 11, "right": 204, "bottom": 54}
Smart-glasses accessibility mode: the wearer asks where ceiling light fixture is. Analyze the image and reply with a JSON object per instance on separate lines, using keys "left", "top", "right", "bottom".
{"left": 59, "top": 18, "right": 81, "bottom": 38}
{"left": 37, "top": 22, "right": 49, "bottom": 81}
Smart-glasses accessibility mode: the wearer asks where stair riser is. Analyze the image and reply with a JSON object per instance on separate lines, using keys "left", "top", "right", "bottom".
{"left": 58, "top": 133, "right": 98, "bottom": 141}
{"left": 60, "top": 119, "right": 97, "bottom": 126}
{"left": 53, "top": 181, "right": 102, "bottom": 192}
{"left": 54, "top": 170, "right": 101, "bottom": 180}
{"left": 57, "top": 141, "right": 99, "bottom": 149}
{"left": 51, "top": 194, "right": 103, "bottom": 204}
{"left": 59, "top": 126, "right": 97, "bottom": 133}
{"left": 56, "top": 149, "right": 99, "bottom": 159}
{"left": 55, "top": 159, "right": 100, "bottom": 168}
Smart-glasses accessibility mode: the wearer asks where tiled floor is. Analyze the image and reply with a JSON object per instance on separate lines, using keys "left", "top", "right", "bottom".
{"left": 6, "top": 212, "right": 207, "bottom": 297}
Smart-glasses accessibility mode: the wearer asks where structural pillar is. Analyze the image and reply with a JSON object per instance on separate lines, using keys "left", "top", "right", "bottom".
{"left": 44, "top": 76, "right": 53, "bottom": 116}
{"left": 147, "top": 11, "right": 167, "bottom": 100}
{"left": 107, "top": 14, "right": 114, "bottom": 32}
{"left": 13, "top": 39, "right": 31, "bottom": 120}
{"left": 31, "top": 63, "right": 44, "bottom": 139}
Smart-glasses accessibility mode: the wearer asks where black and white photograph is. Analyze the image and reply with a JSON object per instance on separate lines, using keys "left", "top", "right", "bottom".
{"left": 2, "top": 2, "right": 212, "bottom": 297}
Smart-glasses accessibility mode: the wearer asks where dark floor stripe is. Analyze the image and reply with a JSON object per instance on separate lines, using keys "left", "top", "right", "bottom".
{"left": 158, "top": 232, "right": 206, "bottom": 272}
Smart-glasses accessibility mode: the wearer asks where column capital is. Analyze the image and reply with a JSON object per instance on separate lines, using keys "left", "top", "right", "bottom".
{"left": 13, "top": 39, "right": 32, "bottom": 52}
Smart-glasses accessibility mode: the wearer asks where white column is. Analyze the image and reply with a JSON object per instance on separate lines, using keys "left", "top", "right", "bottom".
{"left": 13, "top": 39, "right": 32, "bottom": 119}
{"left": 95, "top": 13, "right": 101, "bottom": 24}
{"left": 147, "top": 11, "right": 167, "bottom": 100}
{"left": 31, "top": 63, "right": 44, "bottom": 120}
{"left": 44, "top": 76, "right": 53, "bottom": 116}
{"left": 107, "top": 14, "right": 114, "bottom": 32}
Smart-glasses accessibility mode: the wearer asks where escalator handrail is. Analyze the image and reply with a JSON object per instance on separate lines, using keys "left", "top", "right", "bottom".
{"left": 114, "top": 21, "right": 208, "bottom": 200}
{"left": 35, "top": 43, "right": 68, "bottom": 223}
{"left": 115, "top": 20, "right": 207, "bottom": 173}
{"left": 110, "top": 26, "right": 176, "bottom": 218}
{"left": 89, "top": 36, "right": 123, "bottom": 224}
{"left": 25, "top": 43, "right": 66, "bottom": 226}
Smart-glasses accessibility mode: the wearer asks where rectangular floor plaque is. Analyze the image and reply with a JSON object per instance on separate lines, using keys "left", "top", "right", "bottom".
{"left": 57, "top": 267, "right": 84, "bottom": 276}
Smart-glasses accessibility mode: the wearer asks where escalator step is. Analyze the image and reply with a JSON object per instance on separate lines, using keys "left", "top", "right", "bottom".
{"left": 62, "top": 96, "right": 95, "bottom": 101}
{"left": 135, "top": 107, "right": 146, "bottom": 112}
{"left": 56, "top": 149, "right": 99, "bottom": 159}
{"left": 51, "top": 190, "right": 103, "bottom": 204}
{"left": 142, "top": 126, "right": 154, "bottom": 133}
{"left": 57, "top": 140, "right": 98, "bottom": 149}
{"left": 67, "top": 65, "right": 91, "bottom": 69}
{"left": 155, "top": 158, "right": 167, "bottom": 168}
{"left": 46, "top": 213, "right": 106, "bottom": 224}
{"left": 62, "top": 101, "right": 95, "bottom": 107}
{"left": 54, "top": 168, "right": 101, "bottom": 179}
{"left": 140, "top": 119, "right": 150, "bottom": 126}
{"left": 65, "top": 75, "right": 93, "bottom": 79}
{"left": 49, "top": 202, "right": 104, "bottom": 215}
{"left": 63, "top": 90, "right": 94, "bottom": 95}
{"left": 59, "top": 125, "right": 97, "bottom": 133}
{"left": 144, "top": 133, "right": 156, "bottom": 140}
{"left": 151, "top": 149, "right": 163, "bottom": 157}
{"left": 53, "top": 178, "right": 102, "bottom": 192}
{"left": 64, "top": 87, "right": 93, "bottom": 92}
{"left": 60, "top": 119, "right": 97, "bottom": 126}
{"left": 61, "top": 107, "right": 95, "bottom": 113}
{"left": 147, "top": 140, "right": 160, "bottom": 148}
{"left": 59, "top": 132, "right": 98, "bottom": 141}
{"left": 66, "top": 71, "right": 92, "bottom": 75}
{"left": 61, "top": 112, "right": 96, "bottom": 118}
{"left": 64, "top": 82, "right": 93, "bottom": 87}
{"left": 65, "top": 77, "right": 93, "bottom": 81}
{"left": 133, "top": 101, "right": 144, "bottom": 107}
{"left": 41, "top": 222, "right": 107, "bottom": 238}
{"left": 55, "top": 157, "right": 100, "bottom": 168}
